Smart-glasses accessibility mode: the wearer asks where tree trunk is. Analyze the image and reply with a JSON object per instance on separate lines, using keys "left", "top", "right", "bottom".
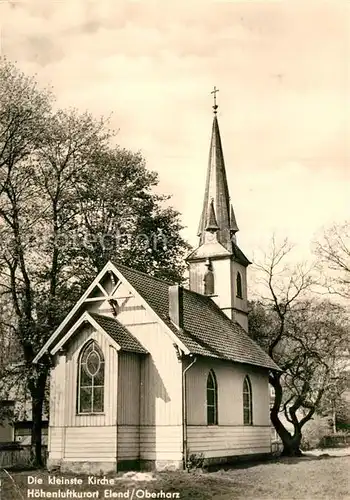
{"left": 269, "top": 372, "right": 303, "bottom": 457}
{"left": 30, "top": 369, "right": 48, "bottom": 467}
{"left": 280, "top": 433, "right": 303, "bottom": 457}
{"left": 332, "top": 404, "right": 336, "bottom": 434}
{"left": 270, "top": 411, "right": 303, "bottom": 456}
{"left": 31, "top": 394, "right": 44, "bottom": 467}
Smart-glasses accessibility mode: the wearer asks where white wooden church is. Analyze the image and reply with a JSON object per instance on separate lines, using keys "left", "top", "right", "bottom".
{"left": 34, "top": 96, "right": 279, "bottom": 473}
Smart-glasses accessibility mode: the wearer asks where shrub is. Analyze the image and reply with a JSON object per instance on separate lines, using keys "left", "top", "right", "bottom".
{"left": 335, "top": 399, "right": 350, "bottom": 433}
{"left": 186, "top": 452, "right": 205, "bottom": 471}
{"left": 300, "top": 416, "right": 330, "bottom": 451}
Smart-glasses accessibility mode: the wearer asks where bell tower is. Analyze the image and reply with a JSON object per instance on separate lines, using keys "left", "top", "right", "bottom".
{"left": 186, "top": 88, "right": 250, "bottom": 331}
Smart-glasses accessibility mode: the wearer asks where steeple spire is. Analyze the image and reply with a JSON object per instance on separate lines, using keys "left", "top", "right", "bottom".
{"left": 230, "top": 204, "right": 239, "bottom": 233}
{"left": 197, "top": 88, "right": 233, "bottom": 251}
{"left": 187, "top": 89, "right": 251, "bottom": 330}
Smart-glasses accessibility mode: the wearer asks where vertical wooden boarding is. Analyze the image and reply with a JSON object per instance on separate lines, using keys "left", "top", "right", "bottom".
{"left": 48, "top": 352, "right": 66, "bottom": 459}
{"left": 50, "top": 353, "right": 66, "bottom": 428}
{"left": 117, "top": 297, "right": 183, "bottom": 464}
{"left": 63, "top": 325, "right": 118, "bottom": 428}
{"left": 117, "top": 353, "right": 140, "bottom": 425}
{"left": 117, "top": 352, "right": 141, "bottom": 463}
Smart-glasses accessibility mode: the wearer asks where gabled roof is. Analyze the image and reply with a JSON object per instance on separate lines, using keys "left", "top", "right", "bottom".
{"left": 50, "top": 311, "right": 148, "bottom": 356}
{"left": 33, "top": 260, "right": 278, "bottom": 371}
{"left": 115, "top": 263, "right": 279, "bottom": 371}
{"left": 33, "top": 261, "right": 187, "bottom": 363}
{"left": 89, "top": 313, "right": 147, "bottom": 355}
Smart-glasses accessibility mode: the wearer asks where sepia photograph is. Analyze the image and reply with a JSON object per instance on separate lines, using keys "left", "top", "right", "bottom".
{"left": 0, "top": 1, "right": 349, "bottom": 499}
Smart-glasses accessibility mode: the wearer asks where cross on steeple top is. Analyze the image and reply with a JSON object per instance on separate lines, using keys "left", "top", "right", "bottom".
{"left": 211, "top": 86, "right": 219, "bottom": 113}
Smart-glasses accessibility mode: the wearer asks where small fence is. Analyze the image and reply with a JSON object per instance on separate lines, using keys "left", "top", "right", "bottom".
{"left": 0, "top": 443, "right": 47, "bottom": 469}
{"left": 319, "top": 433, "right": 350, "bottom": 449}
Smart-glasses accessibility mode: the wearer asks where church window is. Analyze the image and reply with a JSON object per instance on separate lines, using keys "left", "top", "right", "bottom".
{"left": 243, "top": 376, "right": 253, "bottom": 425}
{"left": 204, "top": 269, "right": 215, "bottom": 295}
{"left": 77, "top": 340, "right": 104, "bottom": 414}
{"left": 236, "top": 272, "right": 243, "bottom": 299}
{"left": 204, "top": 260, "right": 215, "bottom": 295}
{"left": 206, "top": 370, "right": 218, "bottom": 425}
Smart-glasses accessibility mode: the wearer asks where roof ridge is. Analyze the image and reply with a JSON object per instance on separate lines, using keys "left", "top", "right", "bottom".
{"left": 89, "top": 312, "right": 128, "bottom": 329}
{"left": 113, "top": 261, "right": 176, "bottom": 286}
{"left": 89, "top": 312, "right": 115, "bottom": 320}
{"left": 183, "top": 287, "right": 212, "bottom": 300}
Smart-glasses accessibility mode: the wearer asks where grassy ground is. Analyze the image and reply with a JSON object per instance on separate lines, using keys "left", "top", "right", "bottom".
{"left": 0, "top": 455, "right": 349, "bottom": 500}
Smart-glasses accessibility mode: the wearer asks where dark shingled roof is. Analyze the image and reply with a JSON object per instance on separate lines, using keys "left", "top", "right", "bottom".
{"left": 232, "top": 242, "right": 251, "bottom": 267}
{"left": 89, "top": 312, "right": 148, "bottom": 355}
{"left": 115, "top": 263, "right": 279, "bottom": 371}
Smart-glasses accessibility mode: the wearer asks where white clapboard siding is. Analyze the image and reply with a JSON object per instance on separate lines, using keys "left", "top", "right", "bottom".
{"left": 117, "top": 426, "right": 139, "bottom": 460}
{"left": 186, "top": 357, "right": 270, "bottom": 426}
{"left": 48, "top": 427, "right": 65, "bottom": 459}
{"left": 187, "top": 426, "right": 271, "bottom": 457}
{"left": 139, "top": 426, "right": 182, "bottom": 461}
{"left": 64, "top": 426, "right": 116, "bottom": 461}
{"left": 117, "top": 353, "right": 140, "bottom": 425}
{"left": 64, "top": 325, "right": 118, "bottom": 427}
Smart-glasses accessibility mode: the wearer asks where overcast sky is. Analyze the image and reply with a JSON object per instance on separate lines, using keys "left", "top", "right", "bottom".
{"left": 1, "top": 1, "right": 349, "bottom": 267}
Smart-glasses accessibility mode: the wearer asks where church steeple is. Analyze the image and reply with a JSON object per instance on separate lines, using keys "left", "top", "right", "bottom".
{"left": 187, "top": 88, "right": 250, "bottom": 331}
{"left": 197, "top": 89, "right": 235, "bottom": 251}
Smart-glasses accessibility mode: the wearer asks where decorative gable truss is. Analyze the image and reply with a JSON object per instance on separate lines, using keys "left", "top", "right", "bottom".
{"left": 50, "top": 312, "right": 126, "bottom": 356}
{"left": 33, "top": 261, "right": 189, "bottom": 364}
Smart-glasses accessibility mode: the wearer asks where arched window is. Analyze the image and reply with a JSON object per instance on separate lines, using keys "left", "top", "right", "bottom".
{"left": 236, "top": 272, "right": 243, "bottom": 299}
{"left": 243, "top": 376, "right": 252, "bottom": 425}
{"left": 204, "top": 269, "right": 215, "bottom": 295}
{"left": 206, "top": 370, "right": 218, "bottom": 425}
{"left": 77, "top": 341, "right": 104, "bottom": 414}
{"left": 203, "top": 259, "right": 214, "bottom": 295}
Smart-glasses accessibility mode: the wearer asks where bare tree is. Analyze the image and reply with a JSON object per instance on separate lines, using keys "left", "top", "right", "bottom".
{"left": 314, "top": 222, "right": 350, "bottom": 299}
{"left": 250, "top": 237, "right": 349, "bottom": 456}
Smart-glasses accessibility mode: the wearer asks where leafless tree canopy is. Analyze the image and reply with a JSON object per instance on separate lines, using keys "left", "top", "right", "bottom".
{"left": 314, "top": 222, "right": 350, "bottom": 299}
{"left": 249, "top": 236, "right": 349, "bottom": 456}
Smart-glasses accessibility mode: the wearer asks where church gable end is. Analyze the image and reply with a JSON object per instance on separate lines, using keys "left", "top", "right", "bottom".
{"left": 34, "top": 261, "right": 186, "bottom": 365}
{"left": 39, "top": 91, "right": 280, "bottom": 474}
